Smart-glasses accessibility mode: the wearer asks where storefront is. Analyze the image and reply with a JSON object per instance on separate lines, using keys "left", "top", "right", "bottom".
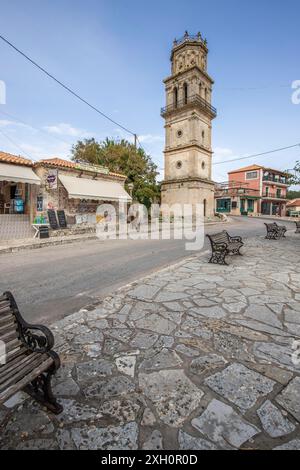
{"left": 33, "top": 158, "right": 131, "bottom": 225}
{"left": 0, "top": 156, "right": 40, "bottom": 218}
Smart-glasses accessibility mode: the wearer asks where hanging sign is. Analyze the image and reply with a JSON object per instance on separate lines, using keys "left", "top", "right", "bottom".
{"left": 46, "top": 169, "right": 58, "bottom": 189}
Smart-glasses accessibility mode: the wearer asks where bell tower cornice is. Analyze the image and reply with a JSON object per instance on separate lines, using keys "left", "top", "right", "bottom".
{"left": 163, "top": 66, "right": 214, "bottom": 86}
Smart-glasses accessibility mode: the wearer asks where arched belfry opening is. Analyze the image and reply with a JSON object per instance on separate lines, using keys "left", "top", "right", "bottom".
{"left": 183, "top": 83, "right": 188, "bottom": 105}
{"left": 174, "top": 87, "right": 178, "bottom": 108}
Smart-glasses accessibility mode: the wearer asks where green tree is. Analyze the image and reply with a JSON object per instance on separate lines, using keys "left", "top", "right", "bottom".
{"left": 71, "top": 138, "right": 160, "bottom": 207}
{"left": 286, "top": 161, "right": 300, "bottom": 186}
{"left": 287, "top": 190, "right": 300, "bottom": 200}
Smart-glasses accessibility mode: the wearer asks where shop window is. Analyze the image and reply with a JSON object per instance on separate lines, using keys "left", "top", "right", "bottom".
{"left": 37, "top": 195, "right": 43, "bottom": 212}
{"left": 216, "top": 198, "right": 231, "bottom": 213}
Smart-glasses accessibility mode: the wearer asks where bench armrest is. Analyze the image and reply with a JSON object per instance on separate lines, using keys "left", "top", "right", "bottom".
{"left": 229, "top": 235, "right": 243, "bottom": 243}
{"left": 20, "top": 324, "right": 54, "bottom": 353}
{"left": 212, "top": 242, "right": 228, "bottom": 251}
{"left": 5, "top": 291, "right": 54, "bottom": 353}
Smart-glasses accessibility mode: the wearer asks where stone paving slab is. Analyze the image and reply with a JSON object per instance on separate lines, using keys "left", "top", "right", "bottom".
{"left": 1, "top": 234, "right": 300, "bottom": 449}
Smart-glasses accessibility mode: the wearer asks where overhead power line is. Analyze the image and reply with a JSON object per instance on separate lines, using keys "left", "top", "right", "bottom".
{"left": 0, "top": 109, "right": 74, "bottom": 147}
{"left": 0, "top": 127, "right": 38, "bottom": 161}
{"left": 0, "top": 34, "right": 137, "bottom": 138}
{"left": 213, "top": 143, "right": 300, "bottom": 166}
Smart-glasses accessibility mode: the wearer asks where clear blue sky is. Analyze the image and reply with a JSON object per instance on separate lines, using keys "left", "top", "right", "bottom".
{"left": 0, "top": 0, "right": 299, "bottom": 184}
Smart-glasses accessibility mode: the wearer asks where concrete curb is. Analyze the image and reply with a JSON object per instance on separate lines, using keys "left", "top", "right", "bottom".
{"left": 0, "top": 219, "right": 228, "bottom": 255}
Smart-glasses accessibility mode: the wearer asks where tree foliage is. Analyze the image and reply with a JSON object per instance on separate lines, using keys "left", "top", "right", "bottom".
{"left": 71, "top": 138, "right": 160, "bottom": 207}
{"left": 286, "top": 161, "right": 300, "bottom": 186}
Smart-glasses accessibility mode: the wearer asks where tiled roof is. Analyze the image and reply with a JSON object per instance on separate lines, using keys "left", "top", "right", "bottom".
{"left": 287, "top": 199, "right": 300, "bottom": 207}
{"left": 36, "top": 157, "right": 126, "bottom": 179}
{"left": 38, "top": 157, "right": 76, "bottom": 169}
{"left": 0, "top": 151, "right": 33, "bottom": 166}
{"left": 228, "top": 164, "right": 288, "bottom": 176}
{"left": 228, "top": 165, "right": 262, "bottom": 174}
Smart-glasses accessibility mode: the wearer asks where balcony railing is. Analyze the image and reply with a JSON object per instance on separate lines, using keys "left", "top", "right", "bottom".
{"left": 262, "top": 192, "right": 287, "bottom": 199}
{"left": 263, "top": 176, "right": 288, "bottom": 185}
{"left": 173, "top": 32, "right": 207, "bottom": 48}
{"left": 161, "top": 94, "right": 217, "bottom": 118}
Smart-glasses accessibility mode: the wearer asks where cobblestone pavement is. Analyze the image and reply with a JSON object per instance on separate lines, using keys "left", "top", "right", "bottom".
{"left": 1, "top": 232, "right": 300, "bottom": 450}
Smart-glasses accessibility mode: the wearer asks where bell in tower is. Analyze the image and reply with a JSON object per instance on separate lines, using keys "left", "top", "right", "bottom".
{"left": 160, "top": 32, "right": 217, "bottom": 218}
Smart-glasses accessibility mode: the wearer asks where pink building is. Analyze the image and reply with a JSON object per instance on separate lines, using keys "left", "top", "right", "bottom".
{"left": 215, "top": 165, "right": 289, "bottom": 216}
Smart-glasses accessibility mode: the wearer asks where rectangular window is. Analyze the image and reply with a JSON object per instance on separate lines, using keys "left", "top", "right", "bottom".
{"left": 246, "top": 171, "right": 258, "bottom": 180}
{"left": 216, "top": 198, "right": 231, "bottom": 213}
{"left": 276, "top": 189, "right": 281, "bottom": 198}
{"left": 37, "top": 195, "right": 43, "bottom": 212}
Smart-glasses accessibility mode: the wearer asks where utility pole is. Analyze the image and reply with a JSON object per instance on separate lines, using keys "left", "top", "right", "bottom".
{"left": 134, "top": 134, "right": 137, "bottom": 149}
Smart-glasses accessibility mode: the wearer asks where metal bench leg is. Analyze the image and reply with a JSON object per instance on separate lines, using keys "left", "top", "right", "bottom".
{"left": 23, "top": 353, "right": 63, "bottom": 414}
{"left": 209, "top": 250, "right": 228, "bottom": 266}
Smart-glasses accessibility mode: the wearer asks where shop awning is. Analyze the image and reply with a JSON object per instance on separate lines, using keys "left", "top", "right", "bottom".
{"left": 0, "top": 163, "right": 41, "bottom": 185}
{"left": 59, "top": 174, "right": 132, "bottom": 202}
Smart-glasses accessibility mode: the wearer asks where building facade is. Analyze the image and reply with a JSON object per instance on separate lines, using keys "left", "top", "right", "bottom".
{"left": 0, "top": 152, "right": 131, "bottom": 240}
{"left": 160, "top": 32, "right": 217, "bottom": 218}
{"left": 215, "top": 165, "right": 289, "bottom": 216}
{"left": 34, "top": 158, "right": 131, "bottom": 224}
{"left": 286, "top": 199, "right": 300, "bottom": 216}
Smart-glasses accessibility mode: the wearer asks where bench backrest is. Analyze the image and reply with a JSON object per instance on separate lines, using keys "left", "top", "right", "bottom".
{"left": 207, "top": 230, "right": 229, "bottom": 245}
{"left": 0, "top": 293, "right": 23, "bottom": 366}
{"left": 265, "top": 223, "right": 277, "bottom": 230}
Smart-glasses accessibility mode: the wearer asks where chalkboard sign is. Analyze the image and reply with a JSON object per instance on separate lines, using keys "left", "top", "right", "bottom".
{"left": 57, "top": 210, "right": 67, "bottom": 228}
{"left": 47, "top": 210, "right": 59, "bottom": 230}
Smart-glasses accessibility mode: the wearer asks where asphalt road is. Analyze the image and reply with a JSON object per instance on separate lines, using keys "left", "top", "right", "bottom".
{"left": 0, "top": 216, "right": 296, "bottom": 324}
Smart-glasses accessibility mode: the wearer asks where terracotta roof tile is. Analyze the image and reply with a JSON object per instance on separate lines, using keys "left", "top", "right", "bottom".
{"left": 228, "top": 164, "right": 262, "bottom": 174}
{"left": 287, "top": 199, "right": 300, "bottom": 207}
{"left": 36, "top": 157, "right": 126, "bottom": 179}
{"left": 0, "top": 151, "right": 33, "bottom": 166}
{"left": 37, "top": 157, "right": 76, "bottom": 169}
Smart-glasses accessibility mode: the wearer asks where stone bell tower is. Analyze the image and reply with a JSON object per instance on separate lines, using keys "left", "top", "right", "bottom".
{"left": 160, "top": 31, "right": 217, "bottom": 218}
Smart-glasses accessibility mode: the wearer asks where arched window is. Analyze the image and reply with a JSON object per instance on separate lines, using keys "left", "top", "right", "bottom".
{"left": 199, "top": 82, "right": 203, "bottom": 97}
{"left": 174, "top": 87, "right": 178, "bottom": 108}
{"left": 184, "top": 83, "right": 188, "bottom": 104}
{"left": 203, "top": 199, "right": 207, "bottom": 217}
{"left": 204, "top": 88, "right": 208, "bottom": 102}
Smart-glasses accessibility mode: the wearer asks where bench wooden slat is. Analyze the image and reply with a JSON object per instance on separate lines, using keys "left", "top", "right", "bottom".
{"left": 0, "top": 353, "right": 50, "bottom": 388}
{"left": 0, "top": 319, "right": 17, "bottom": 332}
{"left": 5, "top": 338, "right": 23, "bottom": 354}
{"left": 6, "top": 345, "right": 28, "bottom": 362}
{"left": 0, "top": 349, "right": 32, "bottom": 375}
{"left": 0, "top": 302, "right": 12, "bottom": 313}
{"left": 0, "top": 329, "right": 19, "bottom": 343}
{"left": 0, "top": 312, "right": 16, "bottom": 326}
{"left": 0, "top": 357, "right": 54, "bottom": 404}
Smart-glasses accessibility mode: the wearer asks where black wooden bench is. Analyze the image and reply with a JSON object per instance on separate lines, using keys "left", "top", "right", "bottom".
{"left": 265, "top": 222, "right": 287, "bottom": 239}
{"left": 206, "top": 230, "right": 244, "bottom": 265}
{"left": 0, "top": 292, "right": 63, "bottom": 414}
{"left": 295, "top": 221, "right": 300, "bottom": 234}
